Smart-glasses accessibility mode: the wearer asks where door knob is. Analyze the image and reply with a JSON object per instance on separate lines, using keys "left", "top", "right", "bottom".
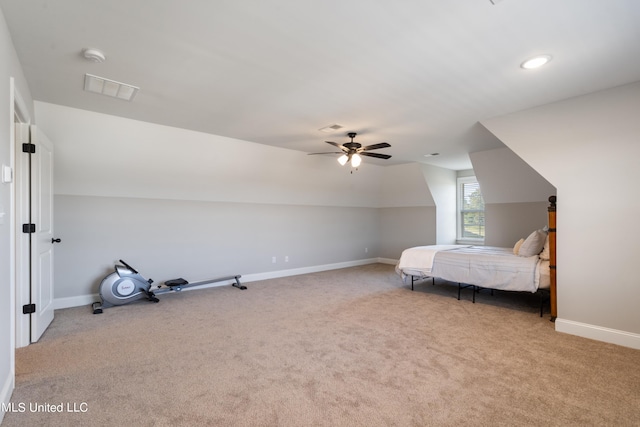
{"left": 52, "top": 238, "right": 61, "bottom": 244}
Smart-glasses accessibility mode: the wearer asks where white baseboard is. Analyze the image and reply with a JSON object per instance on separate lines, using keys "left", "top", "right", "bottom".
{"left": 54, "top": 294, "right": 100, "bottom": 310}
{"left": 240, "top": 258, "right": 379, "bottom": 282}
{"left": 54, "top": 258, "right": 382, "bottom": 310}
{"left": 0, "top": 371, "right": 15, "bottom": 424}
{"left": 555, "top": 318, "right": 640, "bottom": 350}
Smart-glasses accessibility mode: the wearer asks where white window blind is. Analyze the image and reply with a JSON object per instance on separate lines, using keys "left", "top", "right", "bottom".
{"left": 458, "top": 177, "right": 485, "bottom": 241}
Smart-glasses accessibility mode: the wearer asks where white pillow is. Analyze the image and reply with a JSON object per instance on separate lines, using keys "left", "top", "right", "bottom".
{"left": 513, "top": 238, "right": 524, "bottom": 255}
{"left": 518, "top": 230, "right": 546, "bottom": 257}
{"left": 539, "top": 234, "right": 550, "bottom": 260}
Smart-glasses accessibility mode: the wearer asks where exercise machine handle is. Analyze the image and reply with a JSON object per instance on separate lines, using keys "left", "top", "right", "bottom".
{"left": 118, "top": 259, "right": 138, "bottom": 274}
{"left": 118, "top": 259, "right": 153, "bottom": 284}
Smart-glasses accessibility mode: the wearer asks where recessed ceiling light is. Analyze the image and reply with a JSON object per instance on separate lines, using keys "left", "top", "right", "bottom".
{"left": 520, "top": 54, "right": 552, "bottom": 69}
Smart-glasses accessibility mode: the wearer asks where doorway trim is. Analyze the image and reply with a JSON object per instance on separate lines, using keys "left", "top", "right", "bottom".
{"left": 12, "top": 79, "right": 32, "bottom": 348}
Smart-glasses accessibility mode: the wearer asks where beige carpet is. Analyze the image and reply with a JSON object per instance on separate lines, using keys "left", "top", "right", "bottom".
{"left": 3, "top": 264, "right": 639, "bottom": 426}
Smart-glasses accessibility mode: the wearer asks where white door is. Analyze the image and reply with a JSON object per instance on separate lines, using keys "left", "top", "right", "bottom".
{"left": 29, "top": 125, "right": 55, "bottom": 342}
{"left": 16, "top": 124, "right": 55, "bottom": 343}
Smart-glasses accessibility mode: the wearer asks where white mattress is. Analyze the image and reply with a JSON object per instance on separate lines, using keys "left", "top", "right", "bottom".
{"left": 397, "top": 245, "right": 549, "bottom": 293}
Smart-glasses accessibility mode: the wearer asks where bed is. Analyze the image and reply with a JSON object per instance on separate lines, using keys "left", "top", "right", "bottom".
{"left": 395, "top": 196, "right": 557, "bottom": 320}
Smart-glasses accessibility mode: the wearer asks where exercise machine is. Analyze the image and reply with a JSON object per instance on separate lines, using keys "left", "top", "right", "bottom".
{"left": 92, "top": 259, "right": 245, "bottom": 314}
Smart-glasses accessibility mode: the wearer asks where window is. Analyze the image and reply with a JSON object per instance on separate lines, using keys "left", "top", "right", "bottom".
{"left": 458, "top": 176, "right": 485, "bottom": 242}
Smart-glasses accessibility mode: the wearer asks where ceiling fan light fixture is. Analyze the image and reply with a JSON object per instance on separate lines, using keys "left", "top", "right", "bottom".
{"left": 310, "top": 132, "right": 391, "bottom": 167}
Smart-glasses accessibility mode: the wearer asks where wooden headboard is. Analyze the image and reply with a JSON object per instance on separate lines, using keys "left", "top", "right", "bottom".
{"left": 548, "top": 196, "right": 557, "bottom": 321}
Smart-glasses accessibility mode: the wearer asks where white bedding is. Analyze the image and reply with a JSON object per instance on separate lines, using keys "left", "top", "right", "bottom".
{"left": 396, "top": 245, "right": 549, "bottom": 293}
{"left": 395, "top": 245, "right": 470, "bottom": 274}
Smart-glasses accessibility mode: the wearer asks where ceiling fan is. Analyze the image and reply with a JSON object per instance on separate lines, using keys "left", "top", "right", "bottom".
{"left": 309, "top": 132, "right": 391, "bottom": 167}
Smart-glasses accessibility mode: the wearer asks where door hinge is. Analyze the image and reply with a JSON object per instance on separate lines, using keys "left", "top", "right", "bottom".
{"left": 22, "top": 143, "right": 36, "bottom": 153}
{"left": 22, "top": 223, "right": 36, "bottom": 233}
{"left": 23, "top": 303, "right": 36, "bottom": 314}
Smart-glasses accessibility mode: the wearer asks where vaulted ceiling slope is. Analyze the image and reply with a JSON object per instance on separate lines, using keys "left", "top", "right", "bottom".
{"left": 3, "top": 1, "right": 640, "bottom": 170}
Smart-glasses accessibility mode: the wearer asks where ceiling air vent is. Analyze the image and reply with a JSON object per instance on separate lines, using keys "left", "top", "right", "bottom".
{"left": 84, "top": 73, "right": 139, "bottom": 101}
{"left": 319, "top": 124, "right": 344, "bottom": 133}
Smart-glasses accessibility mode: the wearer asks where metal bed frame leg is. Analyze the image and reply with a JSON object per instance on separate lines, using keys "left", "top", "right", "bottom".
{"left": 410, "top": 275, "right": 435, "bottom": 291}
{"left": 539, "top": 289, "right": 550, "bottom": 317}
{"left": 457, "top": 283, "right": 475, "bottom": 301}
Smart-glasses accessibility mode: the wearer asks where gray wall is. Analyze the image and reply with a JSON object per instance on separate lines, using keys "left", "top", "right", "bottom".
{"left": 484, "top": 202, "right": 549, "bottom": 247}
{"left": 378, "top": 206, "right": 437, "bottom": 259}
{"left": 377, "top": 163, "right": 439, "bottom": 258}
{"left": 470, "top": 147, "right": 556, "bottom": 204}
{"left": 483, "top": 80, "right": 640, "bottom": 346}
{"left": 420, "top": 164, "right": 457, "bottom": 244}
{"left": 55, "top": 195, "right": 379, "bottom": 301}
{"left": 470, "top": 146, "right": 556, "bottom": 247}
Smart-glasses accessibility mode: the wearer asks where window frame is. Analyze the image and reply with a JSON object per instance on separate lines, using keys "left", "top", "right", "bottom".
{"left": 457, "top": 176, "right": 485, "bottom": 244}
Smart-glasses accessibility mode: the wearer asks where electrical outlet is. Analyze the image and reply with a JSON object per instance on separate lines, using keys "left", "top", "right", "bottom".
{"left": 365, "top": 247, "right": 368, "bottom": 253}
{"left": 285, "top": 256, "right": 289, "bottom": 262}
{"left": 272, "top": 256, "right": 276, "bottom": 263}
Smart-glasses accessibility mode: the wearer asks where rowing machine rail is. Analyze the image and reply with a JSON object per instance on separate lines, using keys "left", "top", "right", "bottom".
{"left": 92, "top": 261, "right": 245, "bottom": 314}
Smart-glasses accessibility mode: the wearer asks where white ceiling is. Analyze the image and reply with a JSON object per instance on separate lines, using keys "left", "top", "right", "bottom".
{"left": 3, "top": 0, "right": 640, "bottom": 170}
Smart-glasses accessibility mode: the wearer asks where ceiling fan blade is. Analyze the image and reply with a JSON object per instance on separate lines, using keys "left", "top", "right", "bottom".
{"left": 361, "top": 142, "right": 391, "bottom": 151}
{"left": 325, "top": 141, "right": 345, "bottom": 149}
{"left": 308, "top": 152, "right": 344, "bottom": 155}
{"left": 360, "top": 152, "right": 392, "bottom": 159}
